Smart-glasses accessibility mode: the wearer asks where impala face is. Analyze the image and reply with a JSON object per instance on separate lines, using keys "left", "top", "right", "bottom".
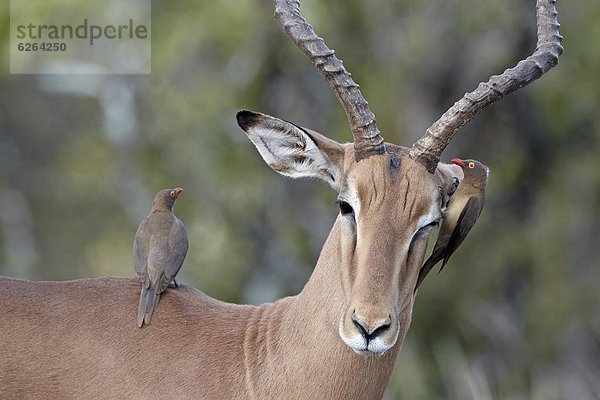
{"left": 336, "top": 153, "right": 443, "bottom": 355}
{"left": 237, "top": 111, "right": 454, "bottom": 355}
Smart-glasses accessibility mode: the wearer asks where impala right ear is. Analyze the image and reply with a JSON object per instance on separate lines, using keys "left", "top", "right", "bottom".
{"left": 434, "top": 162, "right": 464, "bottom": 196}
{"left": 236, "top": 110, "right": 345, "bottom": 191}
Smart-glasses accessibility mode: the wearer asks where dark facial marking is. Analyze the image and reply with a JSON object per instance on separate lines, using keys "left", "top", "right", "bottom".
{"left": 390, "top": 154, "right": 401, "bottom": 170}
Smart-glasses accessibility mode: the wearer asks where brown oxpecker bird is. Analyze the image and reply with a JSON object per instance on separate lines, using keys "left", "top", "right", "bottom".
{"left": 134, "top": 187, "right": 188, "bottom": 327}
{"left": 416, "top": 158, "right": 488, "bottom": 289}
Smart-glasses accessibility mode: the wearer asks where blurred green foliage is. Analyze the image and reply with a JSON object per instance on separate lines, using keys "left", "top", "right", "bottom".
{"left": 1, "top": 0, "right": 599, "bottom": 398}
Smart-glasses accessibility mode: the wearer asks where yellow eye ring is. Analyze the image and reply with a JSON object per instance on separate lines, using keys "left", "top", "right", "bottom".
{"left": 169, "top": 191, "right": 176, "bottom": 198}
{"left": 468, "top": 162, "right": 475, "bottom": 169}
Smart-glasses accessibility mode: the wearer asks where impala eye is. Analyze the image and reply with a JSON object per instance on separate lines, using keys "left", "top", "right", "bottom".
{"left": 417, "top": 220, "right": 438, "bottom": 236}
{"left": 337, "top": 201, "right": 354, "bottom": 216}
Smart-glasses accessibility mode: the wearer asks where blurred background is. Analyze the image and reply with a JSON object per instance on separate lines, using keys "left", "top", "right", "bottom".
{"left": 1, "top": 0, "right": 599, "bottom": 398}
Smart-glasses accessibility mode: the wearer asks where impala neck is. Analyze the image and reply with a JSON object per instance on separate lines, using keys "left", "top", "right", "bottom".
{"left": 246, "top": 217, "right": 408, "bottom": 398}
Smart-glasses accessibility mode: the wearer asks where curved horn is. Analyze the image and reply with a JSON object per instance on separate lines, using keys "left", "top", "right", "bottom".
{"left": 274, "top": 0, "right": 385, "bottom": 160}
{"left": 409, "top": 0, "right": 563, "bottom": 173}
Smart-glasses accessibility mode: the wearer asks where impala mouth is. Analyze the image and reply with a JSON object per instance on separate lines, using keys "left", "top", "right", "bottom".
{"left": 340, "top": 335, "right": 392, "bottom": 356}
{"left": 352, "top": 348, "right": 385, "bottom": 357}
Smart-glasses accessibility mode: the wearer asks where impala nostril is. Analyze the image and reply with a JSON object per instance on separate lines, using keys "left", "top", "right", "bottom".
{"left": 351, "top": 312, "right": 391, "bottom": 340}
{"left": 351, "top": 312, "right": 368, "bottom": 337}
{"left": 370, "top": 321, "right": 391, "bottom": 339}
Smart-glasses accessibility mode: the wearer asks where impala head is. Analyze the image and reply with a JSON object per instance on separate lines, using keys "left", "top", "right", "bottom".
{"left": 238, "top": 111, "right": 454, "bottom": 354}
{"left": 238, "top": 0, "right": 561, "bottom": 355}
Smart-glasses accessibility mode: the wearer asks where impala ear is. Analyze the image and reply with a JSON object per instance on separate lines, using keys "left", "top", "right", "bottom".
{"left": 434, "top": 162, "right": 464, "bottom": 196}
{"left": 237, "top": 110, "right": 345, "bottom": 191}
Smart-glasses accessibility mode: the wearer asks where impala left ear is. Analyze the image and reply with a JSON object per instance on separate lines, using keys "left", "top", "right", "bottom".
{"left": 237, "top": 110, "right": 345, "bottom": 191}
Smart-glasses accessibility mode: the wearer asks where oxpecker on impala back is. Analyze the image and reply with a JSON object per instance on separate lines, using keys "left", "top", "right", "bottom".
{"left": 134, "top": 187, "right": 188, "bottom": 327}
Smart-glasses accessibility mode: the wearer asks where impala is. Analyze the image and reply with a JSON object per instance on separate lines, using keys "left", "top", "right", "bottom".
{"left": 0, "top": 0, "right": 561, "bottom": 398}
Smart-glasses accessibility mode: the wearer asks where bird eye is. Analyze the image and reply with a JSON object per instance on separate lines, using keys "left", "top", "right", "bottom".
{"left": 169, "top": 191, "right": 176, "bottom": 198}
{"left": 337, "top": 201, "right": 354, "bottom": 216}
{"left": 468, "top": 162, "right": 475, "bottom": 169}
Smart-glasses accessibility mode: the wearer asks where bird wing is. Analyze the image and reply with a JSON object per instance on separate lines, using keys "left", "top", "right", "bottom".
{"left": 440, "top": 196, "right": 483, "bottom": 270}
{"left": 415, "top": 202, "right": 461, "bottom": 290}
{"left": 157, "top": 218, "right": 188, "bottom": 293}
{"left": 133, "top": 217, "right": 151, "bottom": 279}
{"left": 416, "top": 244, "right": 444, "bottom": 290}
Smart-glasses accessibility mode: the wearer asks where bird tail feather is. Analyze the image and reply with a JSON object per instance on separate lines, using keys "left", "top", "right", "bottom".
{"left": 415, "top": 250, "right": 443, "bottom": 290}
{"left": 137, "top": 285, "right": 159, "bottom": 328}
